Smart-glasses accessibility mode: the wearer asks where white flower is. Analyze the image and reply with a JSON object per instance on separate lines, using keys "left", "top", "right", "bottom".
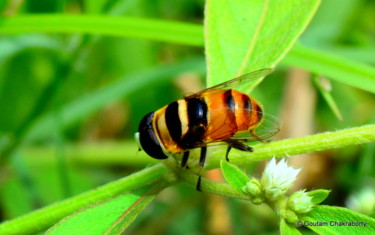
{"left": 261, "top": 158, "right": 301, "bottom": 201}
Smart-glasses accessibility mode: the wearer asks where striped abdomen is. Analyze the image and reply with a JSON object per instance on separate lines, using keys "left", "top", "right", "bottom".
{"left": 138, "top": 89, "right": 262, "bottom": 159}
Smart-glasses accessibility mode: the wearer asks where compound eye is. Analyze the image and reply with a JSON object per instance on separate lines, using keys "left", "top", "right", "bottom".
{"left": 138, "top": 112, "right": 168, "bottom": 159}
{"left": 134, "top": 132, "right": 142, "bottom": 151}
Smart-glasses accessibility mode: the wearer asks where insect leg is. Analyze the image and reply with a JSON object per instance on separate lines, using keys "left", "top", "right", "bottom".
{"left": 196, "top": 146, "right": 207, "bottom": 192}
{"left": 199, "top": 146, "right": 207, "bottom": 168}
{"left": 225, "top": 145, "right": 232, "bottom": 162}
{"left": 226, "top": 140, "right": 254, "bottom": 152}
{"left": 181, "top": 151, "right": 189, "bottom": 168}
{"left": 224, "top": 140, "right": 253, "bottom": 162}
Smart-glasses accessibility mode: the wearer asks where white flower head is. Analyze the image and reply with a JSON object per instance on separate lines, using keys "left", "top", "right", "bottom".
{"left": 261, "top": 158, "right": 301, "bottom": 201}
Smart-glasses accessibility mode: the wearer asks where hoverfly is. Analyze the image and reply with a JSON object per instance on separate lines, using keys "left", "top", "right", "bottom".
{"left": 135, "top": 69, "right": 280, "bottom": 190}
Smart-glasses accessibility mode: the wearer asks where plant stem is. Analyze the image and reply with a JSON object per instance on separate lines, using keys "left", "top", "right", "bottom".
{"left": 206, "top": 124, "right": 375, "bottom": 169}
{"left": 177, "top": 173, "right": 249, "bottom": 200}
{"left": 0, "top": 164, "right": 169, "bottom": 235}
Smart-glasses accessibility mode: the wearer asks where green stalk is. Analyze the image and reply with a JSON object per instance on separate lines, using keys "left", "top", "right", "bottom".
{"left": 206, "top": 124, "right": 375, "bottom": 169}
{"left": 0, "top": 164, "right": 169, "bottom": 235}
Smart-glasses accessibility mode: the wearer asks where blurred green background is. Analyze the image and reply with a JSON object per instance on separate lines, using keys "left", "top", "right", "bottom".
{"left": 0, "top": 0, "right": 374, "bottom": 234}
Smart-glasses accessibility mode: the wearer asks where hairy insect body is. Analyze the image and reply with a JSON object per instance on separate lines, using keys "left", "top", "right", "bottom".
{"left": 136, "top": 69, "right": 278, "bottom": 190}
{"left": 138, "top": 88, "right": 262, "bottom": 158}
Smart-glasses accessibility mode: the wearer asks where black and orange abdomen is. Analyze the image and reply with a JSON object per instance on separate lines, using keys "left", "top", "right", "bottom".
{"left": 138, "top": 88, "right": 263, "bottom": 159}
{"left": 203, "top": 89, "right": 262, "bottom": 142}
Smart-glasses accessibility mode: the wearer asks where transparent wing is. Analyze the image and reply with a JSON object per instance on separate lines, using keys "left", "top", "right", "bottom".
{"left": 229, "top": 112, "right": 281, "bottom": 142}
{"left": 186, "top": 68, "right": 273, "bottom": 98}
{"left": 207, "top": 69, "right": 273, "bottom": 91}
{"left": 187, "top": 108, "right": 281, "bottom": 149}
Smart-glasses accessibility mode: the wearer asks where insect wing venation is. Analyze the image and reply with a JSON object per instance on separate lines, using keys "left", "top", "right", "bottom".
{"left": 186, "top": 68, "right": 273, "bottom": 99}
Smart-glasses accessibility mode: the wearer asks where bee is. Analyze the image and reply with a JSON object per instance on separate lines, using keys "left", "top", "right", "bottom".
{"left": 135, "top": 69, "right": 280, "bottom": 190}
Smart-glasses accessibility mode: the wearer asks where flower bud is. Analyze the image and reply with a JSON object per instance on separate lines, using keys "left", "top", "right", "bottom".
{"left": 242, "top": 178, "right": 263, "bottom": 204}
{"left": 243, "top": 178, "right": 261, "bottom": 196}
{"left": 288, "top": 190, "right": 313, "bottom": 214}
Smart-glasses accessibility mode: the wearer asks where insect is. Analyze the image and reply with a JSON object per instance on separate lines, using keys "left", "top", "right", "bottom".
{"left": 135, "top": 69, "right": 280, "bottom": 190}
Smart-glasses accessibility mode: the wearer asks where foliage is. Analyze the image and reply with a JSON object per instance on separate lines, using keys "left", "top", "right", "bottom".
{"left": 0, "top": 0, "right": 374, "bottom": 234}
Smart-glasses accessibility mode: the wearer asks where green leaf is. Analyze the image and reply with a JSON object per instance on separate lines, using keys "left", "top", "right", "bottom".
{"left": 0, "top": 35, "right": 60, "bottom": 63}
{"left": 312, "top": 74, "right": 343, "bottom": 120}
{"left": 205, "top": 0, "right": 321, "bottom": 87}
{"left": 300, "top": 205, "right": 375, "bottom": 235}
{"left": 284, "top": 44, "right": 375, "bottom": 94}
{"left": 47, "top": 183, "right": 163, "bottom": 235}
{"left": 307, "top": 189, "right": 331, "bottom": 205}
{"left": 220, "top": 161, "right": 249, "bottom": 192}
{"left": 0, "top": 15, "right": 203, "bottom": 46}
{"left": 280, "top": 219, "right": 302, "bottom": 235}
{"left": 0, "top": 164, "right": 168, "bottom": 235}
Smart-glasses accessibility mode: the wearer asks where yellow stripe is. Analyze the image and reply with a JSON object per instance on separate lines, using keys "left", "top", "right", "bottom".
{"left": 178, "top": 99, "right": 189, "bottom": 136}
{"left": 154, "top": 105, "right": 183, "bottom": 153}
